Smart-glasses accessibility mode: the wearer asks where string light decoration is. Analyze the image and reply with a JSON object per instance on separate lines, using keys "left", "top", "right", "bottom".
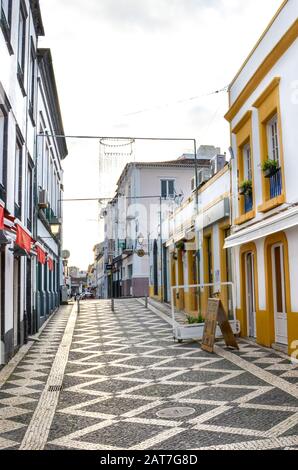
{"left": 99, "top": 138, "right": 136, "bottom": 199}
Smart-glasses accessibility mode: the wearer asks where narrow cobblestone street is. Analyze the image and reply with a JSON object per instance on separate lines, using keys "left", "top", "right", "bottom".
{"left": 0, "top": 300, "right": 297, "bottom": 451}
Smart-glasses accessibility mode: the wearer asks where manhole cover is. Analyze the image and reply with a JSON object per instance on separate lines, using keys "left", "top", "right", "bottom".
{"left": 156, "top": 407, "right": 195, "bottom": 419}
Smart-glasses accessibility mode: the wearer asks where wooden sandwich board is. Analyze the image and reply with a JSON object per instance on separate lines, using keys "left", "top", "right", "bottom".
{"left": 201, "top": 299, "right": 239, "bottom": 353}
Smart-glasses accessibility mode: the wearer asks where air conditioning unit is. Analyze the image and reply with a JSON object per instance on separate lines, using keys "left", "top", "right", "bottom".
{"left": 211, "top": 154, "right": 226, "bottom": 176}
{"left": 198, "top": 169, "right": 212, "bottom": 187}
{"left": 38, "top": 189, "right": 49, "bottom": 209}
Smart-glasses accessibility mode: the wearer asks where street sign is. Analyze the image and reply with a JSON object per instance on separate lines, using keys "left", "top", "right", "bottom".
{"left": 201, "top": 299, "right": 219, "bottom": 353}
{"left": 201, "top": 299, "right": 239, "bottom": 353}
{"left": 105, "top": 264, "right": 112, "bottom": 271}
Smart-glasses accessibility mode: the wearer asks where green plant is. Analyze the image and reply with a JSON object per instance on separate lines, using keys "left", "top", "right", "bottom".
{"left": 239, "top": 179, "right": 252, "bottom": 195}
{"left": 175, "top": 241, "right": 185, "bottom": 251}
{"left": 261, "top": 159, "right": 279, "bottom": 172}
{"left": 187, "top": 314, "right": 204, "bottom": 325}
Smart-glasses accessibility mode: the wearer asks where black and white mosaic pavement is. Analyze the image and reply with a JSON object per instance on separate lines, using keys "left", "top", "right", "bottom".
{"left": 0, "top": 300, "right": 297, "bottom": 450}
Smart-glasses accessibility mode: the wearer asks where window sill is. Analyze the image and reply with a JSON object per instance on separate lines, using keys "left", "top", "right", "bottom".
{"left": 234, "top": 210, "right": 255, "bottom": 226}
{"left": 258, "top": 194, "right": 285, "bottom": 213}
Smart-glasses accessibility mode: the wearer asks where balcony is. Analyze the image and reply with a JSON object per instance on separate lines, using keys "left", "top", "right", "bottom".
{"left": 244, "top": 193, "right": 253, "bottom": 214}
{"left": 269, "top": 168, "right": 282, "bottom": 199}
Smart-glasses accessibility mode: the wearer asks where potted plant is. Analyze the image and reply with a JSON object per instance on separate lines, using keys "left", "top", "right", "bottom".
{"left": 261, "top": 159, "right": 280, "bottom": 178}
{"left": 239, "top": 179, "right": 252, "bottom": 196}
{"left": 175, "top": 241, "right": 185, "bottom": 251}
{"left": 187, "top": 314, "right": 204, "bottom": 325}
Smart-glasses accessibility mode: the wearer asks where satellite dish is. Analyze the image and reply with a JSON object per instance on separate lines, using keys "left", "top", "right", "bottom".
{"left": 62, "top": 250, "right": 70, "bottom": 260}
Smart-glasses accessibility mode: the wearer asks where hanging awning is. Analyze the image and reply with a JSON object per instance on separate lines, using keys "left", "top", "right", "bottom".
{"left": 47, "top": 256, "right": 54, "bottom": 271}
{"left": 0, "top": 204, "right": 4, "bottom": 231}
{"left": 36, "top": 244, "right": 47, "bottom": 265}
{"left": 224, "top": 206, "right": 298, "bottom": 249}
{"left": 15, "top": 224, "right": 32, "bottom": 253}
{"left": 0, "top": 204, "right": 10, "bottom": 245}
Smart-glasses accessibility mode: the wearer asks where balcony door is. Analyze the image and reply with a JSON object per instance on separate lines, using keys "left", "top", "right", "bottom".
{"left": 245, "top": 252, "right": 256, "bottom": 338}
{"left": 271, "top": 244, "right": 288, "bottom": 345}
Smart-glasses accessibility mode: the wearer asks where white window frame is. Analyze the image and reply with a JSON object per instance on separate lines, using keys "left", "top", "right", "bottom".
{"left": 267, "top": 114, "right": 280, "bottom": 164}
{"left": 161, "top": 179, "right": 175, "bottom": 199}
{"left": 243, "top": 143, "right": 252, "bottom": 180}
{"left": 14, "top": 141, "right": 22, "bottom": 206}
{"left": 27, "top": 163, "right": 33, "bottom": 224}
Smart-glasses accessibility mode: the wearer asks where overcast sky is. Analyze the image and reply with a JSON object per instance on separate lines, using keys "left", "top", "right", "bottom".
{"left": 39, "top": 0, "right": 282, "bottom": 269}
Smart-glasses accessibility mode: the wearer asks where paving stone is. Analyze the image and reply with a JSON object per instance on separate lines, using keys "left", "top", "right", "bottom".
{"left": 80, "top": 421, "right": 166, "bottom": 447}
{"left": 221, "top": 372, "right": 270, "bottom": 387}
{"left": 185, "top": 386, "right": 256, "bottom": 402}
{"left": 248, "top": 388, "right": 298, "bottom": 407}
{"left": 173, "top": 370, "right": 227, "bottom": 383}
{"left": 0, "top": 299, "right": 297, "bottom": 451}
{"left": 76, "top": 396, "right": 153, "bottom": 416}
{"left": 148, "top": 429, "right": 257, "bottom": 450}
{"left": 132, "top": 383, "right": 198, "bottom": 398}
{"left": 205, "top": 407, "right": 292, "bottom": 431}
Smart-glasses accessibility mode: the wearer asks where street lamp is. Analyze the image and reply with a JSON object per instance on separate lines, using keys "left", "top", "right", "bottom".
{"left": 49, "top": 217, "right": 61, "bottom": 236}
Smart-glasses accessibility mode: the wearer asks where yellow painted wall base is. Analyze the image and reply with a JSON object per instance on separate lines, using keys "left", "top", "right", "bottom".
{"left": 149, "top": 286, "right": 163, "bottom": 302}
{"left": 255, "top": 310, "right": 272, "bottom": 348}
{"left": 184, "top": 292, "right": 198, "bottom": 314}
{"left": 288, "top": 312, "right": 298, "bottom": 357}
{"left": 236, "top": 307, "right": 298, "bottom": 357}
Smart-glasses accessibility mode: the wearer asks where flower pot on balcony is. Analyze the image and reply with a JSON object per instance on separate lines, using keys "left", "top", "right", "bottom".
{"left": 239, "top": 180, "right": 252, "bottom": 196}
{"left": 261, "top": 159, "right": 280, "bottom": 178}
{"left": 264, "top": 167, "right": 280, "bottom": 178}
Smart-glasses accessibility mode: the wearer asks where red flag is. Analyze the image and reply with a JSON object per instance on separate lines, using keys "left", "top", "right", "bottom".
{"left": 16, "top": 224, "right": 32, "bottom": 253}
{"left": 0, "top": 205, "right": 4, "bottom": 230}
{"left": 36, "top": 246, "right": 46, "bottom": 265}
{"left": 47, "top": 257, "right": 54, "bottom": 271}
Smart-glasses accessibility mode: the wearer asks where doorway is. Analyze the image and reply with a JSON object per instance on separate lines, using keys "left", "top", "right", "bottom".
{"left": 26, "top": 258, "right": 32, "bottom": 335}
{"left": 271, "top": 244, "right": 288, "bottom": 345}
{"left": 13, "top": 258, "right": 21, "bottom": 348}
{"left": 245, "top": 252, "right": 256, "bottom": 338}
{"left": 153, "top": 240, "right": 158, "bottom": 296}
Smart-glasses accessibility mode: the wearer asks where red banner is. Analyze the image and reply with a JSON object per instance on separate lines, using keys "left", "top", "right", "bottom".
{"left": 36, "top": 246, "right": 46, "bottom": 265}
{"left": 0, "top": 205, "right": 4, "bottom": 231}
{"left": 16, "top": 225, "right": 32, "bottom": 253}
{"left": 47, "top": 257, "right": 54, "bottom": 272}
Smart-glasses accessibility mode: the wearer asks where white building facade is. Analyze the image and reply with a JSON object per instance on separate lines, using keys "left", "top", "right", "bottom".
{"left": 35, "top": 48, "right": 67, "bottom": 327}
{"left": 224, "top": 0, "right": 298, "bottom": 356}
{"left": 0, "top": 1, "right": 67, "bottom": 364}
{"left": 103, "top": 158, "right": 203, "bottom": 299}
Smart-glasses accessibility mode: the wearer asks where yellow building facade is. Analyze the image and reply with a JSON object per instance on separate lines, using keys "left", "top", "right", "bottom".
{"left": 225, "top": 0, "right": 298, "bottom": 357}
{"left": 150, "top": 165, "right": 233, "bottom": 321}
